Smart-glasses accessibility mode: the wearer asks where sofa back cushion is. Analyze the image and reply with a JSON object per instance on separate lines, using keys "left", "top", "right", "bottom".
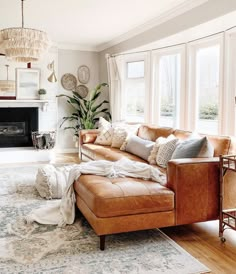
{"left": 137, "top": 125, "right": 174, "bottom": 141}
{"left": 228, "top": 136, "right": 236, "bottom": 155}
{"left": 133, "top": 125, "right": 233, "bottom": 157}
{"left": 173, "top": 129, "right": 231, "bottom": 156}
{"left": 204, "top": 135, "right": 231, "bottom": 156}
{"left": 173, "top": 129, "right": 192, "bottom": 140}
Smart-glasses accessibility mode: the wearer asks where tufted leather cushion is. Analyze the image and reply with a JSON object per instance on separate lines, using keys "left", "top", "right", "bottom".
{"left": 74, "top": 175, "right": 174, "bottom": 218}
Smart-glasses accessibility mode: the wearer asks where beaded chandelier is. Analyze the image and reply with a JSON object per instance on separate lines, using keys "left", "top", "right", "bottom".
{"left": 0, "top": 0, "right": 50, "bottom": 63}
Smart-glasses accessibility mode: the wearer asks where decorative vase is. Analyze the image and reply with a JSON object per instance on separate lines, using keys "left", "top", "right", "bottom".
{"left": 39, "top": 94, "right": 47, "bottom": 100}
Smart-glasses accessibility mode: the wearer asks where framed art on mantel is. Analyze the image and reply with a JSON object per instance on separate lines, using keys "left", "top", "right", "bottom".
{"left": 16, "top": 68, "right": 40, "bottom": 100}
{"left": 0, "top": 64, "right": 16, "bottom": 100}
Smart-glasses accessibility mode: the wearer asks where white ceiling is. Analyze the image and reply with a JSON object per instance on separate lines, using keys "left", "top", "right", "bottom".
{"left": 0, "top": 0, "right": 207, "bottom": 51}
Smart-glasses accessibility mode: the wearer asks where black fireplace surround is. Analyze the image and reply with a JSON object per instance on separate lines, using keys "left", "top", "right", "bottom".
{"left": 0, "top": 107, "right": 38, "bottom": 148}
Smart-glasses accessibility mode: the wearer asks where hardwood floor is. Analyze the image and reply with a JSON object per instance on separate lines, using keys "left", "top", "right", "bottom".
{"left": 51, "top": 152, "right": 81, "bottom": 164}
{"left": 161, "top": 222, "right": 236, "bottom": 274}
{"left": 4, "top": 153, "right": 236, "bottom": 273}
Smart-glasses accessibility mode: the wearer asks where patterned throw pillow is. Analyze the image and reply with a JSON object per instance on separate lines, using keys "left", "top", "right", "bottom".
{"left": 156, "top": 138, "right": 179, "bottom": 168}
{"left": 148, "top": 135, "right": 175, "bottom": 164}
{"left": 111, "top": 124, "right": 139, "bottom": 148}
{"left": 35, "top": 165, "right": 74, "bottom": 199}
{"left": 94, "top": 117, "right": 114, "bottom": 146}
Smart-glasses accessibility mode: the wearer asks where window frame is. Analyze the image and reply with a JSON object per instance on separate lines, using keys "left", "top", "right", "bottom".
{"left": 122, "top": 52, "right": 151, "bottom": 123}
{"left": 187, "top": 34, "right": 224, "bottom": 134}
{"left": 151, "top": 45, "right": 186, "bottom": 128}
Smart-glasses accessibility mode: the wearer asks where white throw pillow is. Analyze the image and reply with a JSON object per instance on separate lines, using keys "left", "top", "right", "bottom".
{"left": 35, "top": 164, "right": 74, "bottom": 199}
{"left": 111, "top": 124, "right": 139, "bottom": 148}
{"left": 148, "top": 134, "right": 175, "bottom": 164}
{"left": 156, "top": 138, "right": 179, "bottom": 168}
{"left": 95, "top": 117, "right": 114, "bottom": 146}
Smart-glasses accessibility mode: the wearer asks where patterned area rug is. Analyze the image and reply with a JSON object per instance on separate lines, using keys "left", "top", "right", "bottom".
{"left": 0, "top": 165, "right": 210, "bottom": 274}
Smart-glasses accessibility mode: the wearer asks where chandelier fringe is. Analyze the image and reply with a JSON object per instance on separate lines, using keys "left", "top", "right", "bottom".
{"left": 0, "top": 0, "right": 50, "bottom": 63}
{"left": 1, "top": 40, "right": 49, "bottom": 50}
{"left": 0, "top": 28, "right": 50, "bottom": 62}
{"left": 0, "top": 28, "right": 49, "bottom": 42}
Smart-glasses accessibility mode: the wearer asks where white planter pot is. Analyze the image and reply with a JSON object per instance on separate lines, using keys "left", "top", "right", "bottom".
{"left": 39, "top": 94, "right": 47, "bottom": 100}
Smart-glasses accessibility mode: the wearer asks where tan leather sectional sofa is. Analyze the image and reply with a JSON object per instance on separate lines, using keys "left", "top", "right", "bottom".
{"left": 74, "top": 124, "right": 236, "bottom": 250}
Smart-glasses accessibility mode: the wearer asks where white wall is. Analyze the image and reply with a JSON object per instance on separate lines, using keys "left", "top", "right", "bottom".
{"left": 57, "top": 49, "right": 99, "bottom": 152}
{"left": 99, "top": 0, "right": 236, "bottom": 86}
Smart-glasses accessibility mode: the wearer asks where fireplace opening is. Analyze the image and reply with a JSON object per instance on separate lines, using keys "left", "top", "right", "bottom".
{"left": 0, "top": 107, "right": 38, "bottom": 148}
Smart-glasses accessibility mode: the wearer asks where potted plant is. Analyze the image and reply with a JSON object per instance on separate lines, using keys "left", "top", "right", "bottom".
{"left": 38, "top": 88, "right": 47, "bottom": 100}
{"left": 57, "top": 82, "right": 111, "bottom": 138}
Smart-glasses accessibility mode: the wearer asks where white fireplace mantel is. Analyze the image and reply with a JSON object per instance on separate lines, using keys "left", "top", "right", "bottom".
{"left": 0, "top": 99, "right": 54, "bottom": 111}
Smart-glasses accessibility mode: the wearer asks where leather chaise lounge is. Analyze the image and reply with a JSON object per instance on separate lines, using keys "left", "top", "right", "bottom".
{"left": 73, "top": 125, "right": 236, "bottom": 250}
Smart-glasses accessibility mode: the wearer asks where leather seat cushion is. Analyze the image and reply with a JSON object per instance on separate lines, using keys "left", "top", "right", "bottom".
{"left": 81, "top": 143, "right": 147, "bottom": 162}
{"left": 74, "top": 175, "right": 174, "bottom": 218}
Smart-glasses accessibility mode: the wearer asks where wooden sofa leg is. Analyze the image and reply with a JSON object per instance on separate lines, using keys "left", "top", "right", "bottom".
{"left": 100, "top": 235, "right": 106, "bottom": 251}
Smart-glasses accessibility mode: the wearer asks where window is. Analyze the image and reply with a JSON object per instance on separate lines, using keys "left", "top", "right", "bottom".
{"left": 123, "top": 53, "right": 150, "bottom": 123}
{"left": 125, "top": 61, "right": 145, "bottom": 122}
{"left": 152, "top": 46, "right": 185, "bottom": 128}
{"left": 108, "top": 33, "right": 228, "bottom": 135}
{"left": 188, "top": 35, "right": 223, "bottom": 134}
{"left": 196, "top": 45, "right": 220, "bottom": 134}
{"left": 127, "top": 61, "right": 144, "bottom": 78}
{"left": 158, "top": 54, "right": 181, "bottom": 127}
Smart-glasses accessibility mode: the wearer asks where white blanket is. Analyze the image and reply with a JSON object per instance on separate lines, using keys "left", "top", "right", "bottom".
{"left": 26, "top": 158, "right": 166, "bottom": 226}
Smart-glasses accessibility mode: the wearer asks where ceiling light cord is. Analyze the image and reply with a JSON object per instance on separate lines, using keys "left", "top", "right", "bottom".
{"left": 21, "top": 0, "right": 24, "bottom": 28}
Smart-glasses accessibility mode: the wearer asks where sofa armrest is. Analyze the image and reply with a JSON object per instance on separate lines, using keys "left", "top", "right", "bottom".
{"left": 79, "top": 129, "right": 99, "bottom": 145}
{"left": 167, "top": 157, "right": 220, "bottom": 225}
{"left": 79, "top": 129, "right": 99, "bottom": 159}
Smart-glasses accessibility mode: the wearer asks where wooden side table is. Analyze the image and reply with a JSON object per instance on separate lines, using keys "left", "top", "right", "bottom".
{"left": 219, "top": 155, "right": 236, "bottom": 242}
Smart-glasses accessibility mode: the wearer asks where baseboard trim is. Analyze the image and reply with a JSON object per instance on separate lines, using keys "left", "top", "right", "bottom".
{"left": 55, "top": 148, "right": 78, "bottom": 153}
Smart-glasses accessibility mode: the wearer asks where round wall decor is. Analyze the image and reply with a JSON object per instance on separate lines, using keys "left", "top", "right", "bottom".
{"left": 75, "top": 84, "right": 89, "bottom": 98}
{"left": 77, "top": 65, "right": 90, "bottom": 84}
{"left": 61, "top": 73, "right": 77, "bottom": 91}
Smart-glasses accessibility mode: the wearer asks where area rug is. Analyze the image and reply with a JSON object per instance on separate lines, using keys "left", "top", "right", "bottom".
{"left": 0, "top": 165, "right": 210, "bottom": 274}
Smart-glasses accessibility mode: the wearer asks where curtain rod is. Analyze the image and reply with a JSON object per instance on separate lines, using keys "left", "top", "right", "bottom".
{"left": 108, "top": 25, "right": 236, "bottom": 58}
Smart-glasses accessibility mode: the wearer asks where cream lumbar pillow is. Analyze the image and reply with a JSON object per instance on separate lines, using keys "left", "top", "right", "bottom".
{"left": 148, "top": 134, "right": 175, "bottom": 164}
{"left": 156, "top": 138, "right": 179, "bottom": 168}
{"left": 123, "top": 135, "right": 155, "bottom": 161}
{"left": 94, "top": 117, "right": 114, "bottom": 146}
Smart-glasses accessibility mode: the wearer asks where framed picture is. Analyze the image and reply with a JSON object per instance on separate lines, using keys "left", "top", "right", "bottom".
{"left": 16, "top": 68, "right": 40, "bottom": 100}
{"left": 0, "top": 64, "right": 16, "bottom": 100}
{"left": 77, "top": 65, "right": 90, "bottom": 84}
{"left": 0, "top": 87, "right": 16, "bottom": 100}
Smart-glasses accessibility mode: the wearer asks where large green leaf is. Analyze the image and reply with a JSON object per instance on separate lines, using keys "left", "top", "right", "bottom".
{"left": 57, "top": 82, "right": 111, "bottom": 134}
{"left": 91, "top": 100, "right": 109, "bottom": 112}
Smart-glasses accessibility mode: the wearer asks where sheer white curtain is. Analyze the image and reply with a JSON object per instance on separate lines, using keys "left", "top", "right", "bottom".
{"left": 107, "top": 55, "right": 125, "bottom": 122}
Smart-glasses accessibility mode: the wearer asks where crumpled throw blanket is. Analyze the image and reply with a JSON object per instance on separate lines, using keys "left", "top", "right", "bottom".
{"left": 26, "top": 158, "right": 166, "bottom": 227}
